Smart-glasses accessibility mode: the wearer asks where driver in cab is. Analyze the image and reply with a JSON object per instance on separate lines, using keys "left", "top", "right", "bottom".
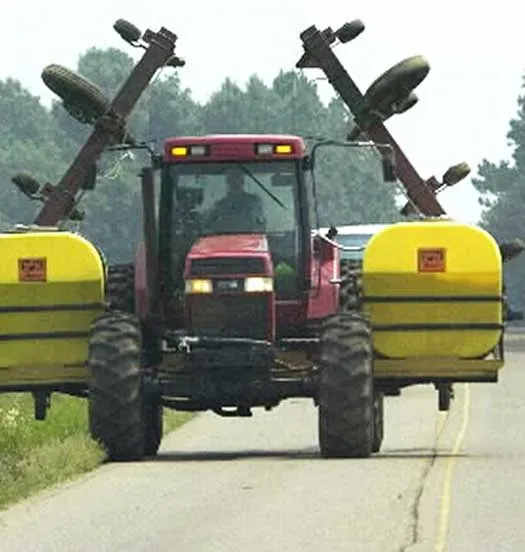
{"left": 205, "top": 168, "right": 266, "bottom": 233}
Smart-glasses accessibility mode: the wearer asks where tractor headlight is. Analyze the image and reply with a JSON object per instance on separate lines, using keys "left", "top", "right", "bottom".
{"left": 244, "top": 277, "right": 273, "bottom": 293}
{"left": 185, "top": 279, "right": 213, "bottom": 294}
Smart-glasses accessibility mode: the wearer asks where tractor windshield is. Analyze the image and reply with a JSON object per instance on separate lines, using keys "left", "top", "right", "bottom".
{"left": 164, "top": 160, "right": 304, "bottom": 299}
{"left": 168, "top": 161, "right": 299, "bottom": 237}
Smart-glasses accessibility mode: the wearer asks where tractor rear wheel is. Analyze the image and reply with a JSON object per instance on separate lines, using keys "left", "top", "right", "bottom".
{"left": 107, "top": 263, "right": 135, "bottom": 313}
{"left": 318, "top": 312, "right": 374, "bottom": 458}
{"left": 88, "top": 311, "right": 145, "bottom": 461}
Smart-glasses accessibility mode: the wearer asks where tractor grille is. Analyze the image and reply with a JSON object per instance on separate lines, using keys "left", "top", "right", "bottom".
{"left": 190, "top": 257, "right": 265, "bottom": 276}
{"left": 188, "top": 295, "right": 268, "bottom": 340}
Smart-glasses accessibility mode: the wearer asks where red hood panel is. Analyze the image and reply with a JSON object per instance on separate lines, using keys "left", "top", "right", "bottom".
{"left": 185, "top": 234, "right": 273, "bottom": 277}
{"left": 189, "top": 234, "right": 269, "bottom": 257}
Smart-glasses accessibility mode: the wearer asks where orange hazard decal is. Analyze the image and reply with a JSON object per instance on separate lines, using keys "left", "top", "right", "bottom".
{"left": 18, "top": 258, "right": 47, "bottom": 282}
{"left": 418, "top": 248, "right": 446, "bottom": 273}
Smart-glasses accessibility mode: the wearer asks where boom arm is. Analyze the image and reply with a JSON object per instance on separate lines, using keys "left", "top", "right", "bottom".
{"left": 297, "top": 22, "right": 524, "bottom": 264}
{"left": 34, "top": 23, "right": 181, "bottom": 226}
{"left": 296, "top": 24, "right": 446, "bottom": 217}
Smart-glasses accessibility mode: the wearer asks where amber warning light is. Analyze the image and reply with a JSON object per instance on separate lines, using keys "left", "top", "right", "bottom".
{"left": 171, "top": 143, "right": 294, "bottom": 157}
{"left": 170, "top": 145, "right": 208, "bottom": 157}
{"left": 255, "top": 143, "right": 293, "bottom": 155}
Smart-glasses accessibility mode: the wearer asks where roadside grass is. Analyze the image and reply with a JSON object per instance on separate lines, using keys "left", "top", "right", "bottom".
{"left": 0, "top": 393, "right": 193, "bottom": 511}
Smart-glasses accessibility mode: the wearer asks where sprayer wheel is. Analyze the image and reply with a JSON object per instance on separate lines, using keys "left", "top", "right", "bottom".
{"left": 365, "top": 56, "right": 430, "bottom": 108}
{"left": 41, "top": 64, "right": 109, "bottom": 123}
{"left": 114, "top": 19, "right": 142, "bottom": 42}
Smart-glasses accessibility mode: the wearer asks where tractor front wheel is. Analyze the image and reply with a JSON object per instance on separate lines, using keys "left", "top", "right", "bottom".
{"left": 318, "top": 312, "right": 374, "bottom": 458}
{"left": 88, "top": 311, "right": 145, "bottom": 461}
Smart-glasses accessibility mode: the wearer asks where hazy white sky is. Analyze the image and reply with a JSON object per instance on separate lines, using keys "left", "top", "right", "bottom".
{"left": 1, "top": 0, "right": 523, "bottom": 223}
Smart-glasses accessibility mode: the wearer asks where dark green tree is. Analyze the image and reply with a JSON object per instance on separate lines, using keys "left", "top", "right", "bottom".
{"left": 472, "top": 75, "right": 525, "bottom": 307}
{"left": 0, "top": 78, "right": 68, "bottom": 226}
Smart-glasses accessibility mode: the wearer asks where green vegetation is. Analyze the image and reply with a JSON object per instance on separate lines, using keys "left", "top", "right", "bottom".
{"left": 472, "top": 77, "right": 525, "bottom": 309}
{"left": 0, "top": 393, "right": 192, "bottom": 510}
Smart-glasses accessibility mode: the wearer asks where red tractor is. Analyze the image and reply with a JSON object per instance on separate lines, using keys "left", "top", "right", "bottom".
{"left": 99, "top": 132, "right": 397, "bottom": 460}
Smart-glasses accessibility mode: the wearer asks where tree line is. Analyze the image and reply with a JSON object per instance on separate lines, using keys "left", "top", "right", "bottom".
{"left": 1, "top": 44, "right": 524, "bottom": 307}
{"left": 0, "top": 46, "right": 400, "bottom": 262}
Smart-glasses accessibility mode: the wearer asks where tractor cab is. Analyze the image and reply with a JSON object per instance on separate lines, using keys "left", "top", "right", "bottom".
{"left": 156, "top": 135, "right": 315, "bottom": 340}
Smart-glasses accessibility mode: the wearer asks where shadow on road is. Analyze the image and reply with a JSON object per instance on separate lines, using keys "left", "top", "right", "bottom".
{"left": 147, "top": 447, "right": 471, "bottom": 463}
{"left": 151, "top": 448, "right": 319, "bottom": 462}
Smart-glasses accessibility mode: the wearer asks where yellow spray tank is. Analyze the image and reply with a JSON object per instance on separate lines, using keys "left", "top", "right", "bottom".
{"left": 362, "top": 219, "right": 503, "bottom": 380}
{"left": 0, "top": 229, "right": 105, "bottom": 385}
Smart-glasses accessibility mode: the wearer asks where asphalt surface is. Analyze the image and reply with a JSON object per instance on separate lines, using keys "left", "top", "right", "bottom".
{"left": 2, "top": 333, "right": 525, "bottom": 551}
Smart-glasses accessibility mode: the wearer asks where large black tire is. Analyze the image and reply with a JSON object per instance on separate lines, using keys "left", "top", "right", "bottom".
{"left": 107, "top": 263, "right": 135, "bottom": 313}
{"left": 364, "top": 56, "right": 430, "bottom": 110}
{"left": 318, "top": 313, "right": 374, "bottom": 458}
{"left": 372, "top": 391, "right": 384, "bottom": 453}
{"left": 114, "top": 19, "right": 142, "bottom": 42}
{"left": 340, "top": 259, "right": 362, "bottom": 311}
{"left": 41, "top": 64, "right": 109, "bottom": 124}
{"left": 88, "top": 311, "right": 145, "bottom": 461}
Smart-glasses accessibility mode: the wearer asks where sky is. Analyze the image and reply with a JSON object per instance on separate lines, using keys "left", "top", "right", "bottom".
{"left": 1, "top": 0, "right": 523, "bottom": 224}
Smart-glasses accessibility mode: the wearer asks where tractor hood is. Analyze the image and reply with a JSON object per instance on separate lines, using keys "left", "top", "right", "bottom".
{"left": 184, "top": 234, "right": 273, "bottom": 277}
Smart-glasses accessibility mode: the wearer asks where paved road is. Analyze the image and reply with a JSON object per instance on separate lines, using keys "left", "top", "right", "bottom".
{"left": 2, "top": 334, "right": 525, "bottom": 551}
